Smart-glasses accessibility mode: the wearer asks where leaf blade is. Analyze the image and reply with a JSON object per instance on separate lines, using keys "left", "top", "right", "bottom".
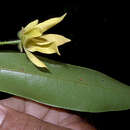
{"left": 0, "top": 52, "right": 130, "bottom": 112}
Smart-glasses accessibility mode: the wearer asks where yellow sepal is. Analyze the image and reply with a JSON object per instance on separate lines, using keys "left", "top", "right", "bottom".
{"left": 27, "top": 42, "right": 60, "bottom": 55}
{"left": 36, "top": 13, "right": 67, "bottom": 34}
{"left": 24, "top": 20, "right": 39, "bottom": 33}
{"left": 42, "top": 34, "right": 71, "bottom": 46}
{"left": 25, "top": 50, "right": 47, "bottom": 68}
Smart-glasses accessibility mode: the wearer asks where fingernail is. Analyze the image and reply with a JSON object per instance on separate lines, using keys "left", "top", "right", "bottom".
{"left": 0, "top": 105, "right": 7, "bottom": 125}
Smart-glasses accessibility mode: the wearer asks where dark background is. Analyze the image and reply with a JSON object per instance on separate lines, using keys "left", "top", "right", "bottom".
{"left": 0, "top": 1, "right": 130, "bottom": 130}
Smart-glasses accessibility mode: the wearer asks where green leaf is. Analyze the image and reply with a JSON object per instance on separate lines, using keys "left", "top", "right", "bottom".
{"left": 0, "top": 52, "right": 130, "bottom": 113}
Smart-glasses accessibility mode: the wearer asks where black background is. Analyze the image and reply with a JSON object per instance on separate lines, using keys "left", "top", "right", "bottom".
{"left": 0, "top": 1, "right": 130, "bottom": 130}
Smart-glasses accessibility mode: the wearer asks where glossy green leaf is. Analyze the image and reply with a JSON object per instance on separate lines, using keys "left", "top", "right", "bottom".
{"left": 0, "top": 52, "right": 130, "bottom": 113}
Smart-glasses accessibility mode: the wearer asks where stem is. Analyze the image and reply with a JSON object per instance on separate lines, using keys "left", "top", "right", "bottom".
{"left": 0, "top": 40, "right": 21, "bottom": 45}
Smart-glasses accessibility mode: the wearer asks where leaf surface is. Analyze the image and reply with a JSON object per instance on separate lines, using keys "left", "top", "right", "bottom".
{"left": 0, "top": 52, "right": 130, "bottom": 112}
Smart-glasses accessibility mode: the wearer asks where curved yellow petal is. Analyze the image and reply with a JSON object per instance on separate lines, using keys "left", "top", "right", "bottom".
{"left": 31, "top": 37, "right": 47, "bottom": 44}
{"left": 23, "top": 28, "right": 42, "bottom": 46}
{"left": 25, "top": 50, "right": 47, "bottom": 68}
{"left": 27, "top": 42, "right": 60, "bottom": 55}
{"left": 35, "top": 41, "right": 54, "bottom": 46}
{"left": 24, "top": 19, "right": 39, "bottom": 33}
{"left": 42, "top": 34, "right": 71, "bottom": 46}
{"left": 36, "top": 13, "right": 67, "bottom": 34}
{"left": 24, "top": 39, "right": 52, "bottom": 49}
{"left": 32, "top": 37, "right": 52, "bottom": 45}
{"left": 32, "top": 37, "right": 61, "bottom": 46}
{"left": 25, "top": 28, "right": 41, "bottom": 39}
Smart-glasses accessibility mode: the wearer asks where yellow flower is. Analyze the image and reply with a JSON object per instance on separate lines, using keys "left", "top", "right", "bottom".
{"left": 18, "top": 13, "right": 71, "bottom": 68}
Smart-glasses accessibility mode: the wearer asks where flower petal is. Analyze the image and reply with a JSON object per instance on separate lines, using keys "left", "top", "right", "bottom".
{"left": 25, "top": 50, "right": 47, "bottom": 68}
{"left": 31, "top": 37, "right": 52, "bottom": 45}
{"left": 36, "top": 13, "right": 67, "bottom": 34}
{"left": 35, "top": 41, "right": 54, "bottom": 46}
{"left": 25, "top": 28, "right": 41, "bottom": 39}
{"left": 42, "top": 34, "right": 71, "bottom": 46}
{"left": 24, "top": 19, "right": 39, "bottom": 33}
{"left": 23, "top": 28, "right": 42, "bottom": 46}
{"left": 27, "top": 42, "right": 60, "bottom": 55}
{"left": 32, "top": 37, "right": 61, "bottom": 46}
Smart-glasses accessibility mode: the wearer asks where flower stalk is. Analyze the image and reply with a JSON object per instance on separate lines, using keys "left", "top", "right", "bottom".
{"left": 0, "top": 40, "right": 21, "bottom": 45}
